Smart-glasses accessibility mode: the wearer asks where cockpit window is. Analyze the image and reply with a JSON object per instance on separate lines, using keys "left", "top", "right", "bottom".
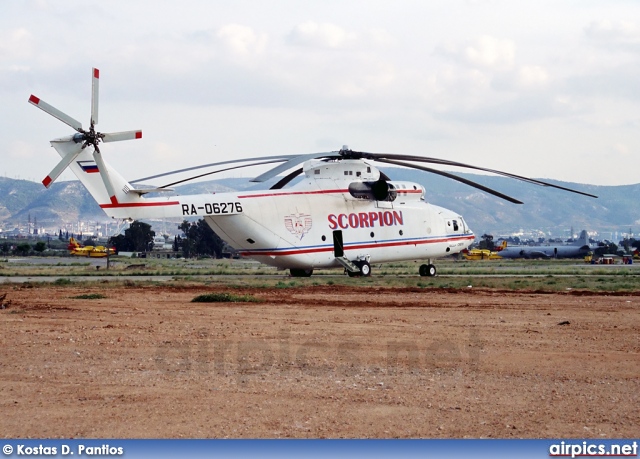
{"left": 453, "top": 220, "right": 459, "bottom": 231}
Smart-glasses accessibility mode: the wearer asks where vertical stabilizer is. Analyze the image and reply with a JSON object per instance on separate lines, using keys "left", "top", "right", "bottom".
{"left": 574, "top": 230, "right": 589, "bottom": 246}
{"left": 50, "top": 136, "right": 144, "bottom": 216}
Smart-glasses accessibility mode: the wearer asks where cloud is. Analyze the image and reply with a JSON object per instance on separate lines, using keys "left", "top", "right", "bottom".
{"left": 585, "top": 20, "right": 640, "bottom": 44}
{"left": 516, "top": 65, "right": 549, "bottom": 88}
{"left": 9, "top": 140, "right": 37, "bottom": 160}
{"left": 437, "top": 35, "right": 515, "bottom": 70}
{"left": 613, "top": 142, "right": 630, "bottom": 156}
{"left": 287, "top": 21, "right": 357, "bottom": 49}
{"left": 0, "top": 28, "right": 34, "bottom": 61}
{"left": 217, "top": 24, "right": 268, "bottom": 58}
{"left": 464, "top": 35, "right": 515, "bottom": 68}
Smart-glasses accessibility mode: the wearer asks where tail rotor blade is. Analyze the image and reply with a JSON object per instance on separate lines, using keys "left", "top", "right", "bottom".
{"left": 91, "top": 68, "right": 99, "bottom": 126}
{"left": 42, "top": 143, "right": 84, "bottom": 188}
{"left": 102, "top": 130, "right": 142, "bottom": 142}
{"left": 28, "top": 95, "right": 83, "bottom": 132}
{"left": 92, "top": 149, "right": 117, "bottom": 203}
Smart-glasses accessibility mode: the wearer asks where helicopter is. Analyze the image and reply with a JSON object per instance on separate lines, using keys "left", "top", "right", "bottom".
{"left": 28, "top": 68, "right": 598, "bottom": 278}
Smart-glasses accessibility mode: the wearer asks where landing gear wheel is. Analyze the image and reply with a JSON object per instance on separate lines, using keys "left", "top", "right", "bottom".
{"left": 357, "top": 260, "right": 371, "bottom": 277}
{"left": 290, "top": 268, "right": 313, "bottom": 277}
{"left": 419, "top": 264, "right": 436, "bottom": 277}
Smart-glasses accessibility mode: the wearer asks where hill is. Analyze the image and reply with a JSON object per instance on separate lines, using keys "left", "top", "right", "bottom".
{"left": 1, "top": 171, "right": 638, "bottom": 238}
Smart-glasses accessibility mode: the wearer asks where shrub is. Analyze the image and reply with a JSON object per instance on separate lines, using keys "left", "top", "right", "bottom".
{"left": 71, "top": 293, "right": 107, "bottom": 300}
{"left": 191, "top": 292, "right": 261, "bottom": 303}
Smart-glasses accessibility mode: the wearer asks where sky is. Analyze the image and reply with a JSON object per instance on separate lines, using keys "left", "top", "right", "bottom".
{"left": 2, "top": 0, "right": 640, "bottom": 187}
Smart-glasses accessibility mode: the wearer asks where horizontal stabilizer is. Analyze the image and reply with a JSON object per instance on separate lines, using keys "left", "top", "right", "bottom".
{"left": 128, "top": 187, "right": 175, "bottom": 195}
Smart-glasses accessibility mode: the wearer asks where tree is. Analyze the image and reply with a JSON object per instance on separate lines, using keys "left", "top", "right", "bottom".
{"left": 179, "top": 219, "right": 225, "bottom": 258}
{"left": 109, "top": 234, "right": 132, "bottom": 253}
{"left": 1, "top": 242, "right": 9, "bottom": 255}
{"left": 595, "top": 242, "right": 618, "bottom": 256}
{"left": 109, "top": 221, "right": 155, "bottom": 253}
{"left": 126, "top": 221, "right": 155, "bottom": 251}
{"left": 14, "top": 243, "right": 31, "bottom": 256}
{"left": 33, "top": 241, "right": 47, "bottom": 253}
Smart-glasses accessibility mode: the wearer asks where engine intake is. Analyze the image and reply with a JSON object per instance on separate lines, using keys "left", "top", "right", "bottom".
{"left": 348, "top": 180, "right": 397, "bottom": 202}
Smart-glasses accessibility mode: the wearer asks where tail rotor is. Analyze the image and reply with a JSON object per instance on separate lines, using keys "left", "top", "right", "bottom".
{"left": 28, "top": 67, "right": 142, "bottom": 191}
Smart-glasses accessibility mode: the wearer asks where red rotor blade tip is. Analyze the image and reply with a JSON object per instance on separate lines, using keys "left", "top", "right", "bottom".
{"left": 93, "top": 68, "right": 99, "bottom": 79}
{"left": 29, "top": 95, "right": 40, "bottom": 105}
{"left": 42, "top": 176, "right": 52, "bottom": 188}
{"left": 135, "top": 131, "right": 142, "bottom": 139}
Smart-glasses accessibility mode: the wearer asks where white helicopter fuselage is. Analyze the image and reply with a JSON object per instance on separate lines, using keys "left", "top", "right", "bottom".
{"left": 54, "top": 138, "right": 473, "bottom": 272}
{"left": 30, "top": 67, "right": 597, "bottom": 277}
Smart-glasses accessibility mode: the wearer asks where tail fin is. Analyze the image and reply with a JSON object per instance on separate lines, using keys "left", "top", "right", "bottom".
{"left": 51, "top": 136, "right": 145, "bottom": 217}
{"left": 496, "top": 240, "right": 507, "bottom": 251}
{"left": 574, "top": 230, "right": 589, "bottom": 246}
{"left": 30, "top": 68, "right": 147, "bottom": 220}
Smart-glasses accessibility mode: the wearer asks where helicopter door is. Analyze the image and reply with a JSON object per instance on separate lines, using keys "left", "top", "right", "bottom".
{"left": 333, "top": 230, "right": 344, "bottom": 258}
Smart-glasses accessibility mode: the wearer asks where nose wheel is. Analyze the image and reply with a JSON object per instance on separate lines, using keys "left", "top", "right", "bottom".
{"left": 419, "top": 263, "right": 436, "bottom": 277}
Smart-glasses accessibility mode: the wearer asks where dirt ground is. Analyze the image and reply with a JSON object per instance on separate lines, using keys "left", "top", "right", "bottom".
{"left": 0, "top": 283, "right": 638, "bottom": 438}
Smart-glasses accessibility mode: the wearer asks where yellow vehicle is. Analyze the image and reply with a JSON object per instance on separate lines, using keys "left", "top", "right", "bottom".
{"left": 67, "top": 237, "right": 115, "bottom": 258}
{"left": 462, "top": 240, "right": 506, "bottom": 260}
{"left": 462, "top": 248, "right": 502, "bottom": 260}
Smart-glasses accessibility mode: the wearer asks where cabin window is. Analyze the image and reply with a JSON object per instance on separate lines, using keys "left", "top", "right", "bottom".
{"left": 356, "top": 171, "right": 361, "bottom": 177}
{"left": 367, "top": 167, "right": 371, "bottom": 173}
{"left": 314, "top": 169, "right": 320, "bottom": 175}
{"left": 453, "top": 220, "right": 459, "bottom": 231}
{"left": 344, "top": 171, "right": 348, "bottom": 176}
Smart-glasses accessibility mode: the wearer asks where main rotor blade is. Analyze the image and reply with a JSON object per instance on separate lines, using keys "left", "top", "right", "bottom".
{"left": 376, "top": 158, "right": 524, "bottom": 204}
{"left": 158, "top": 159, "right": 287, "bottom": 189}
{"left": 365, "top": 152, "right": 598, "bottom": 199}
{"left": 28, "top": 95, "right": 83, "bottom": 131}
{"left": 91, "top": 68, "right": 99, "bottom": 126}
{"left": 102, "top": 130, "right": 143, "bottom": 142}
{"left": 270, "top": 168, "right": 304, "bottom": 190}
{"left": 250, "top": 152, "right": 340, "bottom": 182}
{"left": 42, "top": 142, "right": 84, "bottom": 188}
{"left": 130, "top": 155, "right": 299, "bottom": 184}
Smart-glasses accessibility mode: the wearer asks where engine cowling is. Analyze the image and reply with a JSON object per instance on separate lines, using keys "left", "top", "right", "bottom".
{"left": 348, "top": 180, "right": 397, "bottom": 202}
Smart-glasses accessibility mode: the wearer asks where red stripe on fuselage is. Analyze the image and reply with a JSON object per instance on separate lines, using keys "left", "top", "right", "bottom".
{"left": 99, "top": 201, "right": 181, "bottom": 209}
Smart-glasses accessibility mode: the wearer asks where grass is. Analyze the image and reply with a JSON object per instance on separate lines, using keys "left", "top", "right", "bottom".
{"left": 70, "top": 293, "right": 107, "bottom": 299}
{"left": 53, "top": 278, "right": 72, "bottom": 285}
{"left": 0, "top": 256, "right": 638, "bottom": 293}
{"left": 191, "top": 292, "right": 261, "bottom": 303}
